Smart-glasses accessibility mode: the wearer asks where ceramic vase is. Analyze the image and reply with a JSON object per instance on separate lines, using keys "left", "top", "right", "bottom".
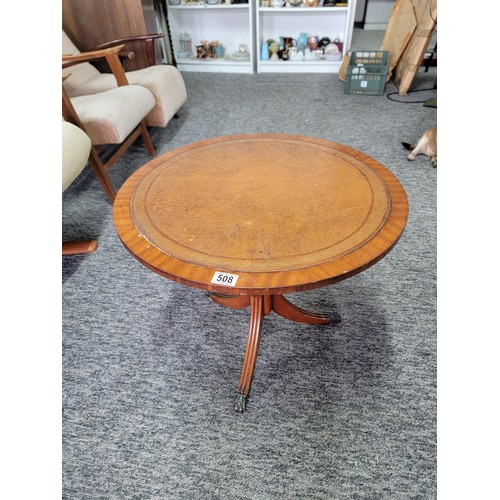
{"left": 296, "top": 32, "right": 309, "bottom": 53}
{"left": 261, "top": 41, "right": 269, "bottom": 60}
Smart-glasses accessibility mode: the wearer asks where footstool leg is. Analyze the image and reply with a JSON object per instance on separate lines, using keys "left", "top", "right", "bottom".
{"left": 235, "top": 295, "right": 264, "bottom": 412}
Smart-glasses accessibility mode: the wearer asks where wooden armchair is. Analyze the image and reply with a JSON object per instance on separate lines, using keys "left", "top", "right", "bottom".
{"left": 63, "top": 44, "right": 156, "bottom": 202}
{"left": 62, "top": 30, "right": 187, "bottom": 128}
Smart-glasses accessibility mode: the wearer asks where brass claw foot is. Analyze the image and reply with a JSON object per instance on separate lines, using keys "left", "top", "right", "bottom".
{"left": 234, "top": 394, "right": 247, "bottom": 413}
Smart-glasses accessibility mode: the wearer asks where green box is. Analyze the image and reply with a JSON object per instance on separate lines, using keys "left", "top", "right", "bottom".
{"left": 344, "top": 50, "right": 389, "bottom": 96}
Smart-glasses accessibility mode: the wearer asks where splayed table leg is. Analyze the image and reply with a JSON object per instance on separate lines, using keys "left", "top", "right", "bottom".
{"left": 210, "top": 292, "right": 337, "bottom": 411}
{"left": 235, "top": 295, "right": 264, "bottom": 412}
{"left": 271, "top": 295, "right": 334, "bottom": 324}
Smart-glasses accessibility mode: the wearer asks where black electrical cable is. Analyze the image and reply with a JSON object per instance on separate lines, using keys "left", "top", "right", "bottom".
{"left": 386, "top": 86, "right": 436, "bottom": 103}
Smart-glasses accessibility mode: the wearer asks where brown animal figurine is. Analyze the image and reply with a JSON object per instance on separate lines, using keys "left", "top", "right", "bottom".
{"left": 402, "top": 126, "right": 437, "bottom": 168}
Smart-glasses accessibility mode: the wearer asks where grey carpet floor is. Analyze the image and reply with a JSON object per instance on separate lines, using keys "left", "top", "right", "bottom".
{"left": 62, "top": 64, "right": 437, "bottom": 499}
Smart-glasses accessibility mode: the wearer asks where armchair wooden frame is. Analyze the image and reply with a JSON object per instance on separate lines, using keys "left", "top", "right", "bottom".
{"left": 62, "top": 44, "right": 156, "bottom": 203}
{"left": 92, "top": 33, "right": 165, "bottom": 68}
{"left": 63, "top": 239, "right": 98, "bottom": 256}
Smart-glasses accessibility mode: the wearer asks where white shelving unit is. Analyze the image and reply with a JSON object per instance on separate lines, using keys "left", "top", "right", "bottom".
{"left": 256, "top": 4, "right": 357, "bottom": 73}
{"left": 167, "top": 3, "right": 255, "bottom": 74}
{"left": 166, "top": 1, "right": 357, "bottom": 73}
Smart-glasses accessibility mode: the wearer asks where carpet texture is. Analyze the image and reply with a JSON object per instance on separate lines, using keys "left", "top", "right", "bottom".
{"left": 63, "top": 64, "right": 437, "bottom": 498}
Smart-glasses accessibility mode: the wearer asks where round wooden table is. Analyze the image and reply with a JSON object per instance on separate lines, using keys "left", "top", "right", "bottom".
{"left": 113, "top": 134, "right": 408, "bottom": 412}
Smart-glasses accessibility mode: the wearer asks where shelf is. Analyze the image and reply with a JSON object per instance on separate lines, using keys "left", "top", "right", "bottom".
{"left": 168, "top": 3, "right": 250, "bottom": 8}
{"left": 258, "top": 6, "right": 348, "bottom": 11}
{"left": 166, "top": 0, "right": 357, "bottom": 74}
{"left": 256, "top": 0, "right": 356, "bottom": 73}
{"left": 168, "top": 2, "right": 255, "bottom": 74}
{"left": 177, "top": 58, "right": 252, "bottom": 73}
{"left": 258, "top": 59, "right": 342, "bottom": 73}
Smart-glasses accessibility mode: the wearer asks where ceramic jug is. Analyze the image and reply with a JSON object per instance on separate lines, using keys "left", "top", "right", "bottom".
{"left": 319, "top": 37, "right": 331, "bottom": 51}
{"left": 308, "top": 35, "right": 319, "bottom": 51}
{"left": 333, "top": 36, "right": 343, "bottom": 53}
{"left": 296, "top": 32, "right": 309, "bottom": 53}
{"left": 214, "top": 44, "right": 224, "bottom": 58}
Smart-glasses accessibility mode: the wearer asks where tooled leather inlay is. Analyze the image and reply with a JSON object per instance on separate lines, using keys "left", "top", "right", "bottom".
{"left": 130, "top": 137, "right": 391, "bottom": 272}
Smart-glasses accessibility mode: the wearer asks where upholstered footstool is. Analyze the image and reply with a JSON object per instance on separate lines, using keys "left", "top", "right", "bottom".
{"left": 123, "top": 65, "right": 188, "bottom": 127}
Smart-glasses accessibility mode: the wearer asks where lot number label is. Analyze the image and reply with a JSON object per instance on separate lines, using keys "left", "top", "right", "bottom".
{"left": 211, "top": 271, "right": 239, "bottom": 287}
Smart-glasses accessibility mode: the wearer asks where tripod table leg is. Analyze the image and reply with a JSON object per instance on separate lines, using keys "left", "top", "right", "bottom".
{"left": 272, "top": 295, "right": 333, "bottom": 325}
{"left": 235, "top": 295, "right": 264, "bottom": 412}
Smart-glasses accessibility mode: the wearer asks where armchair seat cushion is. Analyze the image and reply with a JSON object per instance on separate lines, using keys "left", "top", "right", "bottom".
{"left": 71, "top": 85, "right": 155, "bottom": 145}
{"left": 67, "top": 66, "right": 187, "bottom": 128}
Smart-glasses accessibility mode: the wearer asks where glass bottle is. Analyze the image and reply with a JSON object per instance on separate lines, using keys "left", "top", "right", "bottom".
{"left": 180, "top": 32, "right": 192, "bottom": 54}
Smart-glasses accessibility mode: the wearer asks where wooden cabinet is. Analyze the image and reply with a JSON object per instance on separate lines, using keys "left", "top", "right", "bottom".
{"left": 63, "top": 0, "right": 167, "bottom": 71}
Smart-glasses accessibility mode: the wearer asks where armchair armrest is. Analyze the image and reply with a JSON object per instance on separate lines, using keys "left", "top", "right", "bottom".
{"left": 93, "top": 34, "right": 164, "bottom": 67}
{"left": 62, "top": 45, "right": 128, "bottom": 86}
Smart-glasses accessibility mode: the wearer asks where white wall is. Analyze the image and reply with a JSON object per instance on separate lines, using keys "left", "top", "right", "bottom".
{"left": 364, "top": 0, "right": 395, "bottom": 30}
{"left": 354, "top": 0, "right": 396, "bottom": 30}
{"left": 355, "top": 0, "right": 367, "bottom": 23}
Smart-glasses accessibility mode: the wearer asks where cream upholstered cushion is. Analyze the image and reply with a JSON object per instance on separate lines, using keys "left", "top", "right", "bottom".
{"left": 62, "top": 31, "right": 101, "bottom": 96}
{"left": 68, "top": 66, "right": 187, "bottom": 128}
{"left": 71, "top": 85, "right": 156, "bottom": 145}
{"left": 62, "top": 121, "right": 92, "bottom": 192}
{"left": 62, "top": 31, "right": 187, "bottom": 128}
